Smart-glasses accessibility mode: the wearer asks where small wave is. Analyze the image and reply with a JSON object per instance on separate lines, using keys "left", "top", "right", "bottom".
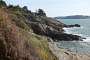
{"left": 63, "top": 27, "right": 90, "bottom": 42}
{"left": 73, "top": 34, "right": 90, "bottom": 42}
{"left": 63, "top": 27, "right": 73, "bottom": 34}
{"left": 63, "top": 27, "right": 82, "bottom": 34}
{"left": 71, "top": 33, "right": 90, "bottom": 42}
{"left": 83, "top": 37, "right": 90, "bottom": 42}
{"left": 63, "top": 28, "right": 71, "bottom": 34}
{"left": 73, "top": 34, "right": 84, "bottom": 36}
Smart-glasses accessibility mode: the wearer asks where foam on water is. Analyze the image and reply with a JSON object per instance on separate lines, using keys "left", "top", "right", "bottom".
{"left": 63, "top": 27, "right": 90, "bottom": 42}
{"left": 83, "top": 37, "right": 90, "bottom": 42}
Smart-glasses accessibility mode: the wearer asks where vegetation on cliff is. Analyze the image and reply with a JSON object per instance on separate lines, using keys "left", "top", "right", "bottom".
{"left": 0, "top": 0, "right": 58, "bottom": 60}
{"left": 0, "top": 0, "right": 84, "bottom": 60}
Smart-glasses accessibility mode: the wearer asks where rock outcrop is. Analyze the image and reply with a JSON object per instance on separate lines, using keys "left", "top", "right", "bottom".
{"left": 29, "top": 20, "right": 83, "bottom": 41}
{"left": 64, "top": 24, "right": 80, "bottom": 28}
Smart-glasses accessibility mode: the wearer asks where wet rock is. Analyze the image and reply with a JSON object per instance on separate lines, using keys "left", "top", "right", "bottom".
{"left": 64, "top": 24, "right": 80, "bottom": 28}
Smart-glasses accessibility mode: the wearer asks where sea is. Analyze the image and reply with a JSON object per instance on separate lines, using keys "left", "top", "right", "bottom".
{"left": 56, "top": 19, "right": 90, "bottom": 54}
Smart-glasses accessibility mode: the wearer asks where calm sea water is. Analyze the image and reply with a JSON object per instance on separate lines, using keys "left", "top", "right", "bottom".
{"left": 56, "top": 19, "right": 90, "bottom": 54}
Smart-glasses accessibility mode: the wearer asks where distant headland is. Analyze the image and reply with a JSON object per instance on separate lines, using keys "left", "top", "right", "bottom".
{"left": 55, "top": 15, "right": 90, "bottom": 19}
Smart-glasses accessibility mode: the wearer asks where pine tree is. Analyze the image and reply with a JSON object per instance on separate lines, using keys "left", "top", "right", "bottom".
{"left": 37, "top": 9, "right": 46, "bottom": 16}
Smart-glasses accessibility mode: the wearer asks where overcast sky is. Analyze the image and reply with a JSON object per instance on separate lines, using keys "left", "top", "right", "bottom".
{"left": 4, "top": 0, "right": 90, "bottom": 17}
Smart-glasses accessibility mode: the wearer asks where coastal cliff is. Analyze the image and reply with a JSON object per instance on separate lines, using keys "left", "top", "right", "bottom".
{"left": 0, "top": 0, "right": 87, "bottom": 60}
{"left": 0, "top": 1, "right": 58, "bottom": 60}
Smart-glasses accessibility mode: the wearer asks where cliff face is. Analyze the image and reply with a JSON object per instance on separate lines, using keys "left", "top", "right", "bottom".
{"left": 0, "top": 7, "right": 58, "bottom": 60}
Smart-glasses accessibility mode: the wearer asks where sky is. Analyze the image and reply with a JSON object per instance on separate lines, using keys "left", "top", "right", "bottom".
{"left": 4, "top": 0, "right": 90, "bottom": 17}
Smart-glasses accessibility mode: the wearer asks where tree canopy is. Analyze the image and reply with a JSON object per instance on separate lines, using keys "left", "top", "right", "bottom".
{"left": 37, "top": 9, "right": 46, "bottom": 17}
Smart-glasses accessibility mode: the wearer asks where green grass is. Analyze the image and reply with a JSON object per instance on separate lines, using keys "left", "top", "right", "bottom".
{"left": 0, "top": 7, "right": 58, "bottom": 60}
{"left": 20, "top": 28, "right": 57, "bottom": 60}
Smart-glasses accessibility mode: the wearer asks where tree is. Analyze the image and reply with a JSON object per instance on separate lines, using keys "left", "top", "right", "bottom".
{"left": 22, "top": 6, "right": 28, "bottom": 13}
{"left": 0, "top": 0, "right": 7, "bottom": 7}
{"left": 7, "top": 5, "right": 13, "bottom": 9}
{"left": 23, "top": 6, "right": 28, "bottom": 11}
{"left": 22, "top": 6, "right": 32, "bottom": 14}
{"left": 37, "top": 9, "right": 46, "bottom": 16}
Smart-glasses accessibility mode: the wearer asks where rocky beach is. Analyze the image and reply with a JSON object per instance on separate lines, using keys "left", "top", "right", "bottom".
{"left": 49, "top": 41, "right": 90, "bottom": 60}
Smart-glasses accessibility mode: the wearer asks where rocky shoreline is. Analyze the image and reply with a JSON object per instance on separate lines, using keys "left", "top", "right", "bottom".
{"left": 29, "top": 17, "right": 85, "bottom": 41}
{"left": 48, "top": 40, "right": 90, "bottom": 60}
